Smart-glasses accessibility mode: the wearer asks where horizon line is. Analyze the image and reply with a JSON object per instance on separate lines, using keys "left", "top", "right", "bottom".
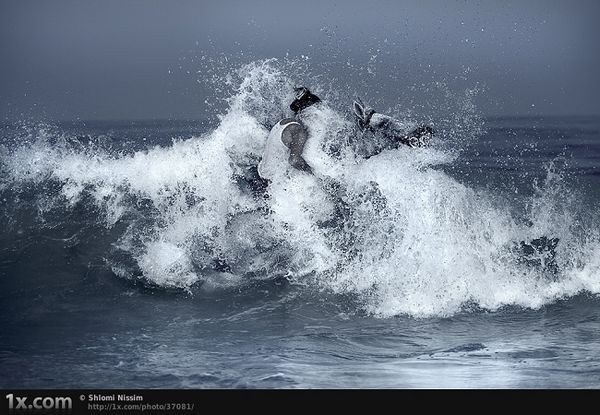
{"left": 4, "top": 113, "right": 600, "bottom": 125}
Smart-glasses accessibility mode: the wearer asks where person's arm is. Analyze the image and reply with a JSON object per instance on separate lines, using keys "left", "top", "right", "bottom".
{"left": 281, "top": 122, "right": 313, "bottom": 174}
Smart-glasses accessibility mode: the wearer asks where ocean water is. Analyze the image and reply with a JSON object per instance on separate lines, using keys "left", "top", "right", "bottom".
{"left": 1, "top": 61, "right": 600, "bottom": 388}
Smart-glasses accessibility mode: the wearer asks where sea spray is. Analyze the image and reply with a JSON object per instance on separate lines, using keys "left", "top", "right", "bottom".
{"left": 1, "top": 59, "right": 598, "bottom": 316}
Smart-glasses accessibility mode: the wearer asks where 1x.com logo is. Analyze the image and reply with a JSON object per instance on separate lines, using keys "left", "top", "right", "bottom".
{"left": 5, "top": 394, "right": 72, "bottom": 411}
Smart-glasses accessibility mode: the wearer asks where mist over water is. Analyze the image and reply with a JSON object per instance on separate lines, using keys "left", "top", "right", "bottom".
{"left": 3, "top": 0, "right": 600, "bottom": 120}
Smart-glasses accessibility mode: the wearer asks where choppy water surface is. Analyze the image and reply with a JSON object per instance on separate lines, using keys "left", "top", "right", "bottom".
{"left": 1, "top": 61, "right": 599, "bottom": 388}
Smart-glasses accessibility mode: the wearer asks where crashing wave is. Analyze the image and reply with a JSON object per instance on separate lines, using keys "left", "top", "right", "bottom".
{"left": 1, "top": 59, "right": 599, "bottom": 317}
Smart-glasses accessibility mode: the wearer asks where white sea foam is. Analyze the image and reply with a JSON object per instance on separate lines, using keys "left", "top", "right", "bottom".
{"left": 1, "top": 59, "right": 598, "bottom": 316}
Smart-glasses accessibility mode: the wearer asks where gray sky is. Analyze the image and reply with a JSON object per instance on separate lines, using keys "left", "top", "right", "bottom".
{"left": 1, "top": 0, "right": 599, "bottom": 120}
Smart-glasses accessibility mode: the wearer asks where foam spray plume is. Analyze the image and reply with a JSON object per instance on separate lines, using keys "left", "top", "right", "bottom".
{"left": 1, "top": 60, "right": 599, "bottom": 318}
